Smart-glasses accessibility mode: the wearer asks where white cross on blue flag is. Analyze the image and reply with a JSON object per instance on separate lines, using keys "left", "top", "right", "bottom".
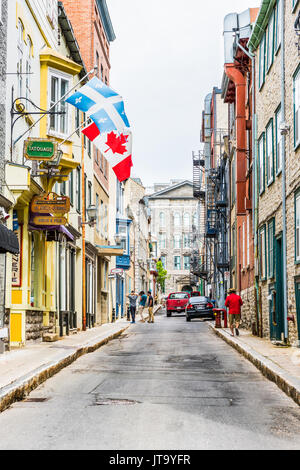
{"left": 66, "top": 77, "right": 130, "bottom": 133}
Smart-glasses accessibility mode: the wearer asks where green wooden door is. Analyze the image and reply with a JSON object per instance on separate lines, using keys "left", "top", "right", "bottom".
{"left": 272, "top": 235, "right": 284, "bottom": 341}
{"left": 294, "top": 279, "right": 300, "bottom": 341}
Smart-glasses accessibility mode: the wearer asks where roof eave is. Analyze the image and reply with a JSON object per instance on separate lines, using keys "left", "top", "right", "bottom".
{"left": 248, "top": 0, "right": 277, "bottom": 52}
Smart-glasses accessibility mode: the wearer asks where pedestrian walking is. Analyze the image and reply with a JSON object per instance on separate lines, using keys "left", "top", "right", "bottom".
{"left": 127, "top": 291, "right": 139, "bottom": 324}
{"left": 138, "top": 291, "right": 148, "bottom": 322}
{"left": 147, "top": 291, "right": 154, "bottom": 323}
{"left": 225, "top": 287, "right": 243, "bottom": 336}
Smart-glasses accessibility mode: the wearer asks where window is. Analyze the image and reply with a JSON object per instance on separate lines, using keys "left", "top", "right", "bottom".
{"left": 75, "top": 108, "right": 80, "bottom": 135}
{"left": 184, "top": 213, "right": 190, "bottom": 228}
{"left": 231, "top": 152, "right": 236, "bottom": 204}
{"left": 84, "top": 174, "right": 87, "bottom": 217}
{"left": 266, "top": 11, "right": 275, "bottom": 71}
{"left": 259, "top": 225, "right": 267, "bottom": 280}
{"left": 49, "top": 71, "right": 70, "bottom": 135}
{"left": 69, "top": 170, "right": 74, "bottom": 205}
{"left": 76, "top": 167, "right": 81, "bottom": 212}
{"left": 247, "top": 214, "right": 250, "bottom": 267}
{"left": 295, "top": 191, "right": 300, "bottom": 262}
{"left": 266, "top": 119, "right": 274, "bottom": 185}
{"left": 159, "top": 233, "right": 166, "bottom": 249}
{"left": 268, "top": 218, "right": 275, "bottom": 278}
{"left": 25, "top": 37, "right": 32, "bottom": 100}
{"left": 159, "top": 212, "right": 165, "bottom": 227}
{"left": 88, "top": 181, "right": 92, "bottom": 209}
{"left": 174, "top": 234, "right": 181, "bottom": 249}
{"left": 184, "top": 256, "right": 190, "bottom": 270}
{"left": 96, "top": 194, "right": 99, "bottom": 232}
{"left": 184, "top": 234, "right": 190, "bottom": 248}
{"left": 259, "top": 33, "right": 266, "bottom": 89}
{"left": 100, "top": 200, "right": 104, "bottom": 235}
{"left": 161, "top": 256, "right": 166, "bottom": 269}
{"left": 258, "top": 133, "right": 265, "bottom": 194}
{"left": 61, "top": 180, "right": 66, "bottom": 195}
{"left": 275, "top": 0, "right": 282, "bottom": 51}
{"left": 275, "top": 105, "right": 283, "bottom": 173}
{"left": 193, "top": 213, "right": 198, "bottom": 227}
{"left": 294, "top": 66, "right": 300, "bottom": 148}
{"left": 17, "top": 20, "right": 24, "bottom": 97}
{"left": 105, "top": 205, "right": 108, "bottom": 235}
{"left": 174, "top": 212, "right": 180, "bottom": 227}
{"left": 174, "top": 256, "right": 181, "bottom": 270}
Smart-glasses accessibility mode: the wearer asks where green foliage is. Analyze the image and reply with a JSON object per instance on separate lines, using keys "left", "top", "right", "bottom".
{"left": 156, "top": 260, "right": 168, "bottom": 291}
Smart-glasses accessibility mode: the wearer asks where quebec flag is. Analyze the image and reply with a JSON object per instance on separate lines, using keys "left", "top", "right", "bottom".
{"left": 66, "top": 77, "right": 130, "bottom": 133}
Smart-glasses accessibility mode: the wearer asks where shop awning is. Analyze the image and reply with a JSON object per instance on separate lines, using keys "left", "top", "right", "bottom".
{"left": 0, "top": 223, "right": 19, "bottom": 254}
{"left": 96, "top": 245, "right": 124, "bottom": 257}
{"left": 28, "top": 223, "right": 74, "bottom": 242}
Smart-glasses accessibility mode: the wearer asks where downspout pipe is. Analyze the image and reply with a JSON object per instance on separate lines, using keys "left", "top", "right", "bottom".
{"left": 237, "top": 42, "right": 261, "bottom": 335}
{"left": 224, "top": 64, "right": 247, "bottom": 216}
{"left": 281, "top": 0, "right": 288, "bottom": 341}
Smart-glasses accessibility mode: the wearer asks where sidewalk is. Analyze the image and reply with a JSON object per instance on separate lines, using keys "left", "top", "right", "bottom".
{"left": 209, "top": 323, "right": 300, "bottom": 406}
{"left": 0, "top": 318, "right": 130, "bottom": 413}
{"left": 0, "top": 305, "right": 162, "bottom": 413}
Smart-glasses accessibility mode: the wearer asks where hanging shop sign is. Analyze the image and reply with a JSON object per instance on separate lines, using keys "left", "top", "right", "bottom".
{"left": 110, "top": 268, "right": 124, "bottom": 275}
{"left": 31, "top": 193, "right": 70, "bottom": 215}
{"left": 12, "top": 224, "right": 23, "bottom": 287}
{"left": 33, "top": 216, "right": 67, "bottom": 226}
{"left": 24, "top": 138, "right": 58, "bottom": 162}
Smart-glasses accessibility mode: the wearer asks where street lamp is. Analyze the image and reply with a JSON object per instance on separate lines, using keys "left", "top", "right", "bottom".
{"left": 78, "top": 205, "right": 97, "bottom": 227}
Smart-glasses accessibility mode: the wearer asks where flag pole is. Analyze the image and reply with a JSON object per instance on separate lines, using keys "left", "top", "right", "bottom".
{"left": 58, "top": 118, "right": 90, "bottom": 149}
{"left": 13, "top": 67, "right": 97, "bottom": 146}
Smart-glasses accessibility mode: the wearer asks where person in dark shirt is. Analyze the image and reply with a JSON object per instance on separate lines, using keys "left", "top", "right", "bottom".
{"left": 138, "top": 291, "right": 147, "bottom": 322}
{"left": 147, "top": 291, "right": 154, "bottom": 323}
{"left": 127, "top": 291, "right": 139, "bottom": 323}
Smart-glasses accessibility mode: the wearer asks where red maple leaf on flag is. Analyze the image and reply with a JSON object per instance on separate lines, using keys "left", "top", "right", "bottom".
{"left": 105, "top": 131, "right": 128, "bottom": 155}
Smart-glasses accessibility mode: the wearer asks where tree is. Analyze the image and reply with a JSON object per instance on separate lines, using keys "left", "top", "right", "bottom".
{"left": 156, "top": 260, "right": 168, "bottom": 293}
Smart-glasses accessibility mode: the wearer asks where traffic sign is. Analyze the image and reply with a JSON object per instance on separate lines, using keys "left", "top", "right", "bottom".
{"left": 24, "top": 138, "right": 58, "bottom": 161}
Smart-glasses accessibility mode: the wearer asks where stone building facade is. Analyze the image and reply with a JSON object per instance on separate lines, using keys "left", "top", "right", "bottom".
{"left": 248, "top": 0, "right": 300, "bottom": 343}
{"left": 148, "top": 181, "right": 199, "bottom": 294}
{"left": 124, "top": 178, "right": 151, "bottom": 295}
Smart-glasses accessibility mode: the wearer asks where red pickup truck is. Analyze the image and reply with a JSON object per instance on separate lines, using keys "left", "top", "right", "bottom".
{"left": 166, "top": 292, "right": 190, "bottom": 317}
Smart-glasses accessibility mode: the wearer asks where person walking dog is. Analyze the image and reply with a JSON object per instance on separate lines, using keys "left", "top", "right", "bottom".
{"left": 147, "top": 291, "right": 154, "bottom": 323}
{"left": 225, "top": 287, "right": 243, "bottom": 337}
{"left": 127, "top": 291, "right": 139, "bottom": 324}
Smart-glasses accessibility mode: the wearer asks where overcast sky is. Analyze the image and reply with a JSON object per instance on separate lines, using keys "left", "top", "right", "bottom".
{"left": 108, "top": 0, "right": 257, "bottom": 187}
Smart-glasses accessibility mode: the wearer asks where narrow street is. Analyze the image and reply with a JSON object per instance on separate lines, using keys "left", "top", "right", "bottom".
{"left": 0, "top": 310, "right": 299, "bottom": 450}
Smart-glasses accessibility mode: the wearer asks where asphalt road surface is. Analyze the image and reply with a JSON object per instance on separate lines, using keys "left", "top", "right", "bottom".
{"left": 0, "top": 310, "right": 300, "bottom": 450}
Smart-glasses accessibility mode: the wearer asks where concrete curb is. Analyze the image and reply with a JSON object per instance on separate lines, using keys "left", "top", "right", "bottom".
{"left": 209, "top": 323, "right": 300, "bottom": 407}
{"left": 0, "top": 325, "right": 129, "bottom": 413}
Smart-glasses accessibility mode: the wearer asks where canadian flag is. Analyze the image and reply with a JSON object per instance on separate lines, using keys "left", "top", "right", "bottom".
{"left": 82, "top": 122, "right": 133, "bottom": 182}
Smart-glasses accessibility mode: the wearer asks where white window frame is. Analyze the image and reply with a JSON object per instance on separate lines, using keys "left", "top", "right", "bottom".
{"left": 159, "top": 212, "right": 165, "bottom": 228}
{"left": 266, "top": 120, "right": 274, "bottom": 185}
{"left": 296, "top": 193, "right": 300, "bottom": 262}
{"left": 25, "top": 36, "right": 32, "bottom": 100}
{"left": 247, "top": 214, "right": 250, "bottom": 267}
{"left": 48, "top": 68, "right": 71, "bottom": 138}
{"left": 17, "top": 19, "right": 24, "bottom": 97}
{"left": 275, "top": 105, "right": 283, "bottom": 173}
{"left": 183, "top": 213, "right": 190, "bottom": 228}
{"left": 174, "top": 256, "right": 181, "bottom": 270}
{"left": 174, "top": 212, "right": 181, "bottom": 227}
{"left": 294, "top": 67, "right": 300, "bottom": 149}
{"left": 275, "top": 0, "right": 281, "bottom": 52}
{"left": 174, "top": 234, "right": 181, "bottom": 249}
